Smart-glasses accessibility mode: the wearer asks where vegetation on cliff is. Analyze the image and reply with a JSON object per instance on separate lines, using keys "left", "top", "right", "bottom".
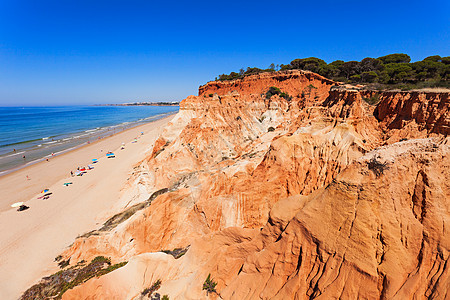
{"left": 21, "top": 256, "right": 128, "bottom": 299}
{"left": 216, "top": 54, "right": 450, "bottom": 90}
{"left": 265, "top": 86, "right": 292, "bottom": 101}
{"left": 215, "top": 65, "right": 278, "bottom": 81}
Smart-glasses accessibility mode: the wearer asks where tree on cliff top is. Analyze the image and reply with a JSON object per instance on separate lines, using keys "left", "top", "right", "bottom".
{"left": 378, "top": 53, "right": 411, "bottom": 64}
{"left": 214, "top": 53, "right": 449, "bottom": 89}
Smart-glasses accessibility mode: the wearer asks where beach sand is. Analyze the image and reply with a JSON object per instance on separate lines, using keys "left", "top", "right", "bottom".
{"left": 0, "top": 115, "right": 173, "bottom": 299}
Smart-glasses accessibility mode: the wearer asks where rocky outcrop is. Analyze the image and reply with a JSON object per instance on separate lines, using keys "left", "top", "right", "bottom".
{"left": 22, "top": 71, "right": 449, "bottom": 299}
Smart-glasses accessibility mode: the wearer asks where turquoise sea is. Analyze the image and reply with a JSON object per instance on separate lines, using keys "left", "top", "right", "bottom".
{"left": 0, "top": 105, "right": 179, "bottom": 174}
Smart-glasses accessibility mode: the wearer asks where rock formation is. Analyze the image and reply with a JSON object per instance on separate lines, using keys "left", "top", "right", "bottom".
{"left": 22, "top": 70, "right": 449, "bottom": 299}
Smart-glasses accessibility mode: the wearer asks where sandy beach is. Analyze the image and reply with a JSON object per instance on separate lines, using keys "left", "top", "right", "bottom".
{"left": 0, "top": 115, "right": 173, "bottom": 299}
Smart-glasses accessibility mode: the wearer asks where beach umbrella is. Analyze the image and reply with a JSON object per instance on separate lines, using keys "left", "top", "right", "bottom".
{"left": 11, "top": 202, "right": 24, "bottom": 208}
{"left": 41, "top": 189, "right": 49, "bottom": 193}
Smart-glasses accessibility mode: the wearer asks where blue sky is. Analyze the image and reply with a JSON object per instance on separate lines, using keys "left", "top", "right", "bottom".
{"left": 0, "top": 0, "right": 449, "bottom": 105}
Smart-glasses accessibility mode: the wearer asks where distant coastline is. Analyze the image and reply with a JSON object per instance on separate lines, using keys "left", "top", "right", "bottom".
{"left": 97, "top": 102, "right": 180, "bottom": 106}
{"left": 0, "top": 106, "right": 179, "bottom": 175}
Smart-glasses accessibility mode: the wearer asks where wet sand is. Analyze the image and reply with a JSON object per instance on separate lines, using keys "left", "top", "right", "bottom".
{"left": 0, "top": 115, "right": 173, "bottom": 298}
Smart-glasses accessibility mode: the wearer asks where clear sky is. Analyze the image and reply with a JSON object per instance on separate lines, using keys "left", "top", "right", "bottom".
{"left": 0, "top": 0, "right": 449, "bottom": 105}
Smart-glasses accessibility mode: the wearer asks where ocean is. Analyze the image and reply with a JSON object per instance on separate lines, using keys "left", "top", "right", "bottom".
{"left": 0, "top": 105, "right": 179, "bottom": 175}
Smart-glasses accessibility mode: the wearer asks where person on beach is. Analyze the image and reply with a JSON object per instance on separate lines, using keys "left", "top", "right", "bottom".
{"left": 26, "top": 175, "right": 30, "bottom": 180}
{"left": 13, "top": 148, "right": 16, "bottom": 152}
{"left": 23, "top": 155, "right": 26, "bottom": 160}
{"left": 70, "top": 171, "right": 74, "bottom": 176}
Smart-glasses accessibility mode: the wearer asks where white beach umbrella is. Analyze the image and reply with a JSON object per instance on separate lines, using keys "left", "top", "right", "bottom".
{"left": 11, "top": 202, "right": 24, "bottom": 208}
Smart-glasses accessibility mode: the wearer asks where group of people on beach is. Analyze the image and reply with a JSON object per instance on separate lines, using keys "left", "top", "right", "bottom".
{"left": 16, "top": 131, "right": 145, "bottom": 212}
{"left": 18, "top": 154, "right": 102, "bottom": 211}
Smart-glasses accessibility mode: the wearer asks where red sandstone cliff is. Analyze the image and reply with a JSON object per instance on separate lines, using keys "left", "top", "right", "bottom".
{"left": 22, "top": 71, "right": 449, "bottom": 299}
{"left": 198, "top": 70, "right": 336, "bottom": 99}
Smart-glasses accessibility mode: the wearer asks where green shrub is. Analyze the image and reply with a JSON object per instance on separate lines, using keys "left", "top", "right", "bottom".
{"left": 202, "top": 274, "right": 217, "bottom": 296}
{"left": 142, "top": 279, "right": 161, "bottom": 296}
{"left": 266, "top": 86, "right": 281, "bottom": 99}
{"left": 96, "top": 261, "right": 127, "bottom": 277}
{"left": 266, "top": 87, "right": 292, "bottom": 101}
{"left": 362, "top": 93, "right": 381, "bottom": 105}
{"left": 279, "top": 92, "right": 292, "bottom": 101}
{"left": 91, "top": 256, "right": 111, "bottom": 265}
{"left": 58, "top": 258, "right": 70, "bottom": 269}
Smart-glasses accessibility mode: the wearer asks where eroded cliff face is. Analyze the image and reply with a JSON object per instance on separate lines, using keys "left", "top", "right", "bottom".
{"left": 373, "top": 91, "right": 449, "bottom": 139}
{"left": 22, "top": 71, "right": 449, "bottom": 299}
{"left": 198, "top": 70, "right": 335, "bottom": 99}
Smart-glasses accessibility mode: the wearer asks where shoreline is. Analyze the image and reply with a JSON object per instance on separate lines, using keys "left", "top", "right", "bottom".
{"left": 0, "top": 113, "right": 175, "bottom": 212}
{"left": 0, "top": 111, "right": 177, "bottom": 176}
{"left": 0, "top": 113, "right": 174, "bottom": 298}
